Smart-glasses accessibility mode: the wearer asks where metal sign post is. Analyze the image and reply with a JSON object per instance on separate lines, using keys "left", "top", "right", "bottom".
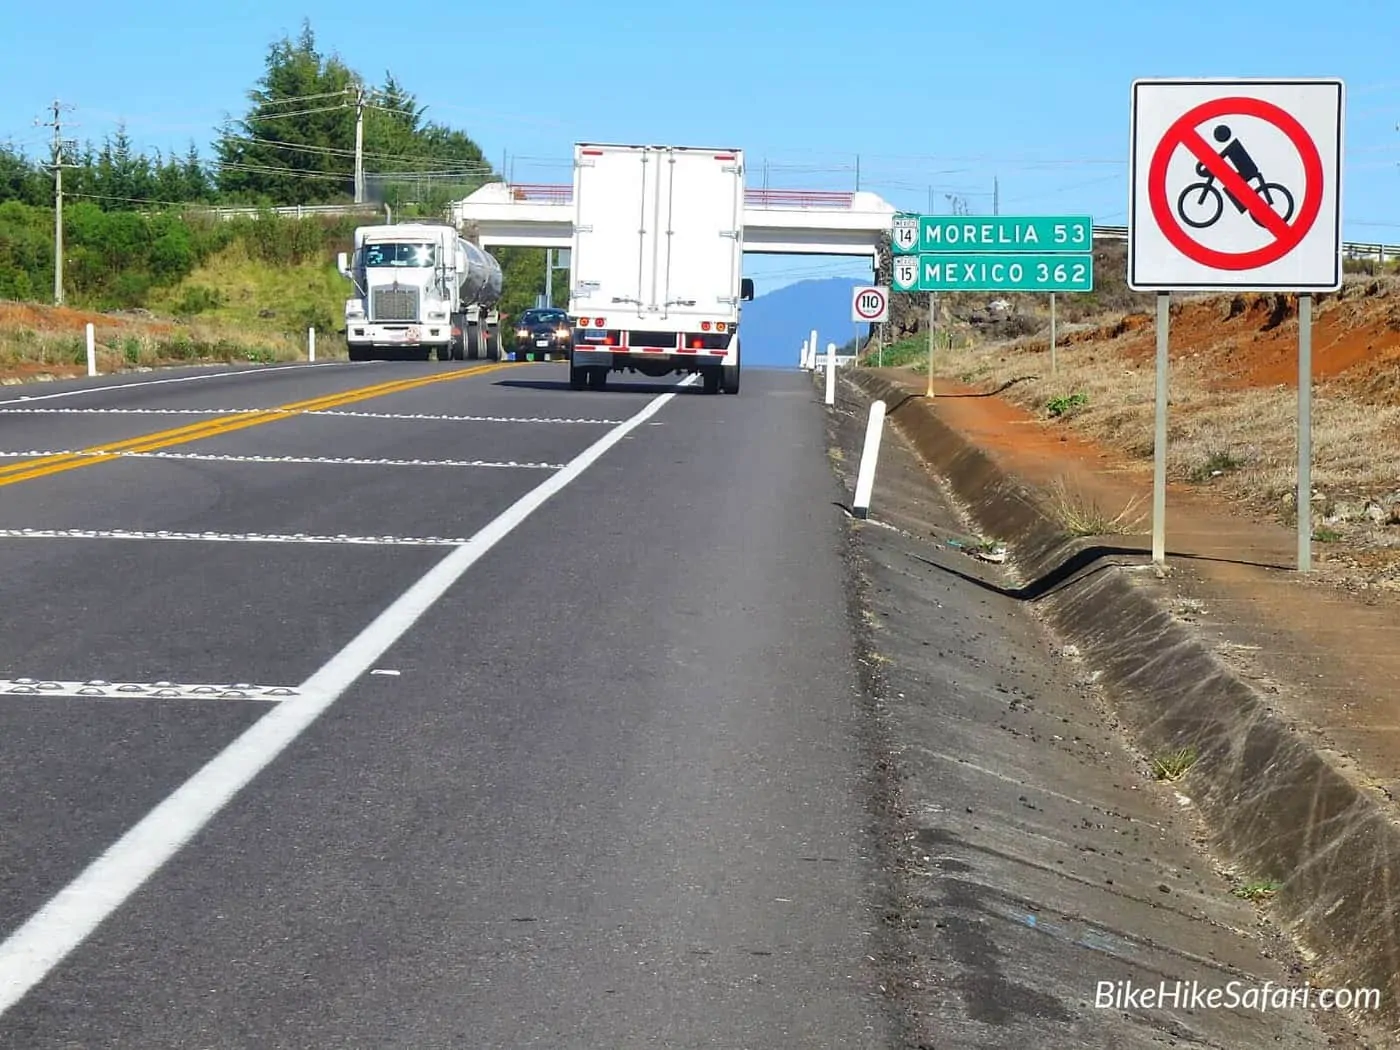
{"left": 925, "top": 295, "right": 936, "bottom": 397}
{"left": 1298, "top": 293, "right": 1313, "bottom": 571}
{"left": 1152, "top": 292, "right": 1169, "bottom": 564}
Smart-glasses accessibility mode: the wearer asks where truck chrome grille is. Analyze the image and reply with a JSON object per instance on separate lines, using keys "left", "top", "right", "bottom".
{"left": 371, "top": 287, "right": 419, "bottom": 322}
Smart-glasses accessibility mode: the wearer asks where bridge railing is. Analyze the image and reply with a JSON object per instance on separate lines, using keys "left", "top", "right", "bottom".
{"left": 507, "top": 183, "right": 573, "bottom": 203}
{"left": 744, "top": 189, "right": 857, "bottom": 209}
{"left": 1091, "top": 224, "right": 1399, "bottom": 259}
{"left": 498, "top": 184, "right": 862, "bottom": 209}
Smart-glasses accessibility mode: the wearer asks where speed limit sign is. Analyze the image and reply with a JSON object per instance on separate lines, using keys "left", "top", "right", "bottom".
{"left": 851, "top": 285, "right": 890, "bottom": 323}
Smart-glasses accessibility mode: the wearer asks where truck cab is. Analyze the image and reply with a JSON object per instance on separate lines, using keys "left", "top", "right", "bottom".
{"left": 337, "top": 223, "right": 503, "bottom": 362}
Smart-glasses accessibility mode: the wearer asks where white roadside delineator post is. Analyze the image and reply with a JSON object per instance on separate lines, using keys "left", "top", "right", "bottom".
{"left": 852, "top": 399, "right": 887, "bottom": 519}
{"left": 85, "top": 323, "right": 96, "bottom": 377}
{"left": 809, "top": 328, "right": 818, "bottom": 370}
{"left": 308, "top": 327, "right": 316, "bottom": 362}
{"left": 824, "top": 341, "right": 836, "bottom": 406}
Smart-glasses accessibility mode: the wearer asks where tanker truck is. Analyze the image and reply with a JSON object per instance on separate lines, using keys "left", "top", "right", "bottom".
{"left": 337, "top": 222, "right": 503, "bottom": 361}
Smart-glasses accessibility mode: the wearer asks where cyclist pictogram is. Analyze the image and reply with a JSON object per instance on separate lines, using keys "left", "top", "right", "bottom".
{"left": 1176, "top": 124, "right": 1296, "bottom": 229}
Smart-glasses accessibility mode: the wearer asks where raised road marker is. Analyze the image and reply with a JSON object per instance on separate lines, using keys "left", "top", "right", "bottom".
{"left": 852, "top": 399, "right": 887, "bottom": 519}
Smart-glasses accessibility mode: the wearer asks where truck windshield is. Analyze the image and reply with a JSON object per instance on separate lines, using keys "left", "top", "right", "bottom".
{"left": 363, "top": 243, "right": 435, "bottom": 267}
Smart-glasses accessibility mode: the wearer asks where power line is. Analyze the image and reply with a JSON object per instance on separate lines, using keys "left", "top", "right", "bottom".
{"left": 254, "top": 89, "right": 352, "bottom": 108}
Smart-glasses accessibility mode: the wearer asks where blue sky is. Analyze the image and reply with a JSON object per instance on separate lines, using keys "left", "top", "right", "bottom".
{"left": 1, "top": 0, "right": 1396, "bottom": 292}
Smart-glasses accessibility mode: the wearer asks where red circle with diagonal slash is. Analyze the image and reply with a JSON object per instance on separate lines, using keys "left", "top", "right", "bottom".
{"left": 1148, "top": 95, "right": 1323, "bottom": 271}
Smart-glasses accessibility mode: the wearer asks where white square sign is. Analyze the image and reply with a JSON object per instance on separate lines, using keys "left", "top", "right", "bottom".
{"left": 851, "top": 285, "right": 889, "bottom": 323}
{"left": 1128, "top": 78, "right": 1343, "bottom": 292}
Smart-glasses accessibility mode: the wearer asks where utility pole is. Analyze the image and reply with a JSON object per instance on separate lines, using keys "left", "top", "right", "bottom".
{"left": 353, "top": 86, "right": 366, "bottom": 204}
{"left": 38, "top": 100, "right": 76, "bottom": 306}
{"left": 544, "top": 248, "right": 553, "bottom": 306}
{"left": 855, "top": 154, "right": 860, "bottom": 192}
{"left": 993, "top": 176, "right": 999, "bottom": 215}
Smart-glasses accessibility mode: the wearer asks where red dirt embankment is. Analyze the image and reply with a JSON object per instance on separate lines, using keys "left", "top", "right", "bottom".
{"left": 1052, "top": 281, "right": 1400, "bottom": 404}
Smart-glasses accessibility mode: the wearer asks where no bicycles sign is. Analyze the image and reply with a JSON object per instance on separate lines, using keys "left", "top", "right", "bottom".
{"left": 1128, "top": 79, "right": 1343, "bottom": 291}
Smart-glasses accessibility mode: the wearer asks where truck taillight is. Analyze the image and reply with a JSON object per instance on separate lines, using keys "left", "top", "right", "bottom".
{"left": 700, "top": 322, "right": 710, "bottom": 331}
{"left": 593, "top": 317, "right": 606, "bottom": 327}
{"left": 578, "top": 318, "right": 590, "bottom": 326}
{"left": 716, "top": 322, "right": 726, "bottom": 332}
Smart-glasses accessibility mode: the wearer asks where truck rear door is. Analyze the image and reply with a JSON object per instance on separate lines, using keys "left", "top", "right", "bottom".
{"left": 571, "top": 145, "right": 651, "bottom": 325}
{"left": 654, "top": 148, "right": 744, "bottom": 325}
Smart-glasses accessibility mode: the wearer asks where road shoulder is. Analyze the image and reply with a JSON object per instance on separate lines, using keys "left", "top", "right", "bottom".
{"left": 826, "top": 370, "right": 1390, "bottom": 1047}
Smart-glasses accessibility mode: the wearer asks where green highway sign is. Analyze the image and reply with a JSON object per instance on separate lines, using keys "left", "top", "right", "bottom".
{"left": 891, "top": 215, "right": 1092, "bottom": 255}
{"left": 911, "top": 253, "right": 1094, "bottom": 293}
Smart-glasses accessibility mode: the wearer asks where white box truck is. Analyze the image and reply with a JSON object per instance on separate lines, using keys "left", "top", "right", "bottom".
{"left": 566, "top": 143, "right": 753, "bottom": 393}
{"left": 337, "top": 221, "right": 503, "bottom": 362}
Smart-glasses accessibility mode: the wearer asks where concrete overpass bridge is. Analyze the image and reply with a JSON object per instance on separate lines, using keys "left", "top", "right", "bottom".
{"left": 448, "top": 183, "right": 897, "bottom": 260}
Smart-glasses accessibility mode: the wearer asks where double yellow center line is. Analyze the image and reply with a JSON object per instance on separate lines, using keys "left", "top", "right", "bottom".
{"left": 0, "top": 362, "right": 518, "bottom": 490}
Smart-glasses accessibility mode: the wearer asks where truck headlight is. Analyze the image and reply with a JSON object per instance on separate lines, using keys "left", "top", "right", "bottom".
{"left": 345, "top": 301, "right": 365, "bottom": 318}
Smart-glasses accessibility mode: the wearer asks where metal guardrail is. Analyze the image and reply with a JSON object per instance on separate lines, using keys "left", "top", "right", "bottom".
{"left": 1093, "top": 223, "right": 1399, "bottom": 258}
{"left": 187, "top": 203, "right": 387, "bottom": 221}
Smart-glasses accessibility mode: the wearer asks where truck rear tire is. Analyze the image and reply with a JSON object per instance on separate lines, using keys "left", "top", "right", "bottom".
{"left": 348, "top": 347, "right": 371, "bottom": 362}
{"left": 569, "top": 364, "right": 587, "bottom": 390}
{"left": 437, "top": 342, "right": 454, "bottom": 362}
{"left": 588, "top": 367, "right": 608, "bottom": 390}
{"left": 448, "top": 318, "right": 466, "bottom": 360}
{"left": 702, "top": 368, "right": 721, "bottom": 395}
{"left": 485, "top": 327, "right": 501, "bottom": 361}
{"left": 466, "top": 327, "right": 481, "bottom": 360}
{"left": 722, "top": 345, "right": 741, "bottom": 394}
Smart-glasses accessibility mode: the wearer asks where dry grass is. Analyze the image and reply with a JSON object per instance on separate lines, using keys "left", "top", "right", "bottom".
{"left": 929, "top": 337, "right": 1400, "bottom": 521}
{"left": 0, "top": 320, "right": 344, "bottom": 378}
{"left": 1044, "top": 476, "right": 1147, "bottom": 537}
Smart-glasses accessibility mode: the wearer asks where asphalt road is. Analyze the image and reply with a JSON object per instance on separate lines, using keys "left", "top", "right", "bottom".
{"left": 1, "top": 357, "right": 1371, "bottom": 1049}
{"left": 0, "top": 360, "right": 897, "bottom": 1048}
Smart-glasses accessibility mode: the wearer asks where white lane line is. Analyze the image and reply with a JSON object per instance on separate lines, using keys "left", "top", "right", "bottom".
{"left": 0, "top": 529, "right": 473, "bottom": 546}
{"left": 0, "top": 373, "right": 696, "bottom": 1016}
{"left": 0, "top": 679, "right": 297, "bottom": 702}
{"left": 0, "top": 408, "right": 264, "bottom": 416}
{"left": 0, "top": 362, "right": 360, "bottom": 407}
{"left": 310, "top": 410, "right": 626, "bottom": 424}
{"left": 0, "top": 411, "right": 630, "bottom": 428}
{"left": 0, "top": 450, "right": 563, "bottom": 469}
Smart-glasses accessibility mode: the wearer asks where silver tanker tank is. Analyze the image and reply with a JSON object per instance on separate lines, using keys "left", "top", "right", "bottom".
{"left": 453, "top": 237, "right": 503, "bottom": 306}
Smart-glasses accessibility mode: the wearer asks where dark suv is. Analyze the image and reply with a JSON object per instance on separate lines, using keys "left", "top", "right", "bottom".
{"left": 513, "top": 308, "right": 572, "bottom": 361}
